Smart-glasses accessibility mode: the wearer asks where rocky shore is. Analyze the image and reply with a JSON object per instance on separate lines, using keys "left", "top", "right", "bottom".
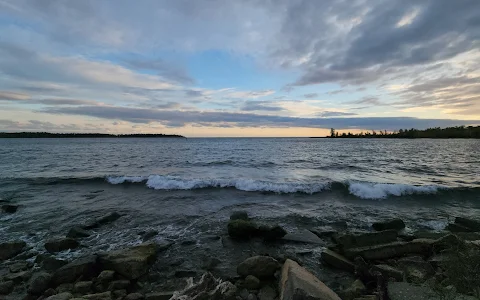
{"left": 1, "top": 207, "right": 480, "bottom": 300}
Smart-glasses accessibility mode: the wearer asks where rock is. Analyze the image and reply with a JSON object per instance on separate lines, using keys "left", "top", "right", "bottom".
{"left": 44, "top": 288, "right": 56, "bottom": 297}
{"left": 344, "top": 239, "right": 434, "bottom": 260}
{"left": 112, "top": 290, "right": 127, "bottom": 299}
{"left": 46, "top": 292, "right": 74, "bottom": 300}
{"left": 0, "top": 281, "right": 14, "bottom": 295}
{"left": 107, "top": 280, "right": 130, "bottom": 291}
{"left": 45, "top": 238, "right": 80, "bottom": 253}
{"left": 334, "top": 230, "right": 398, "bottom": 250}
{"left": 67, "top": 227, "right": 91, "bottom": 239}
{"left": 202, "top": 257, "right": 221, "bottom": 270}
{"left": 338, "top": 279, "right": 366, "bottom": 300}
{"left": 310, "top": 226, "right": 338, "bottom": 239}
{"left": 258, "top": 225, "right": 287, "bottom": 241}
{"left": 82, "top": 292, "right": 112, "bottom": 300}
{"left": 82, "top": 212, "right": 121, "bottom": 229}
{"left": 39, "top": 255, "right": 69, "bottom": 272}
{"left": 96, "top": 270, "right": 115, "bottom": 283}
{"left": 432, "top": 234, "right": 461, "bottom": 252}
{"left": 230, "top": 211, "right": 249, "bottom": 221}
{"left": 237, "top": 256, "right": 279, "bottom": 279}
{"left": 321, "top": 249, "right": 355, "bottom": 273}
{"left": 244, "top": 275, "right": 260, "bottom": 290}
{"left": 228, "top": 220, "right": 258, "bottom": 239}
{"left": 98, "top": 242, "right": 158, "bottom": 280}
{"left": 74, "top": 281, "right": 92, "bottom": 294}
{"left": 258, "top": 286, "right": 276, "bottom": 300}
{"left": 56, "top": 283, "right": 74, "bottom": 293}
{"left": 1, "top": 204, "right": 18, "bottom": 213}
{"left": 5, "top": 270, "right": 31, "bottom": 283}
{"left": 125, "top": 293, "right": 144, "bottom": 300}
{"left": 174, "top": 270, "right": 197, "bottom": 278}
{"left": 170, "top": 272, "right": 236, "bottom": 300}
{"left": 387, "top": 282, "right": 441, "bottom": 300}
{"left": 9, "top": 261, "right": 30, "bottom": 272}
{"left": 28, "top": 272, "right": 52, "bottom": 295}
{"left": 280, "top": 259, "right": 341, "bottom": 300}
{"left": 145, "top": 292, "right": 174, "bottom": 300}
{"left": 397, "top": 257, "right": 435, "bottom": 284}
{"left": 371, "top": 265, "right": 404, "bottom": 281}
{"left": 53, "top": 255, "right": 99, "bottom": 285}
{"left": 141, "top": 230, "right": 158, "bottom": 242}
{"left": 247, "top": 294, "right": 257, "bottom": 300}
{"left": 455, "top": 217, "right": 480, "bottom": 231}
{"left": 0, "top": 240, "right": 26, "bottom": 261}
{"left": 282, "top": 229, "right": 323, "bottom": 244}
{"left": 447, "top": 223, "right": 474, "bottom": 233}
{"left": 372, "top": 219, "right": 405, "bottom": 231}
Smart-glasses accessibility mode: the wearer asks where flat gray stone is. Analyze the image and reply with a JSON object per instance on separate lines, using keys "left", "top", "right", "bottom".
{"left": 282, "top": 230, "right": 323, "bottom": 244}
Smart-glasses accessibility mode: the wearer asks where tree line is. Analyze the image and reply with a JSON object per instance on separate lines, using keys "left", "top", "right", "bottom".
{"left": 328, "top": 126, "right": 480, "bottom": 139}
{"left": 0, "top": 132, "right": 186, "bottom": 138}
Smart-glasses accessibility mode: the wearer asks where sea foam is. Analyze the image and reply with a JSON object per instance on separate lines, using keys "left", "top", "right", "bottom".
{"left": 348, "top": 182, "right": 441, "bottom": 199}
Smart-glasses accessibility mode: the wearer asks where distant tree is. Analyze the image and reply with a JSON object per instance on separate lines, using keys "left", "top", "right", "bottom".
{"left": 330, "top": 128, "right": 336, "bottom": 138}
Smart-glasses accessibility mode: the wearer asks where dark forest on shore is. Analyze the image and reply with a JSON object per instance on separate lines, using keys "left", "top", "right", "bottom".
{"left": 0, "top": 132, "right": 185, "bottom": 138}
{"left": 324, "top": 126, "right": 480, "bottom": 139}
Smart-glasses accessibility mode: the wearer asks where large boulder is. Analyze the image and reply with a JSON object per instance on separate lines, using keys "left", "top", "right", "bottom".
{"left": 372, "top": 219, "right": 405, "bottom": 231}
{"left": 45, "top": 238, "right": 80, "bottom": 253}
{"left": 228, "top": 219, "right": 258, "bottom": 239}
{"left": 52, "top": 255, "right": 99, "bottom": 285}
{"left": 280, "top": 259, "right": 341, "bottom": 300}
{"left": 0, "top": 240, "right": 26, "bottom": 261}
{"left": 282, "top": 229, "right": 323, "bottom": 244}
{"left": 344, "top": 239, "right": 434, "bottom": 260}
{"left": 321, "top": 249, "right": 355, "bottom": 273}
{"left": 237, "top": 256, "right": 280, "bottom": 279}
{"left": 334, "top": 230, "right": 398, "bottom": 250}
{"left": 98, "top": 242, "right": 158, "bottom": 280}
{"left": 28, "top": 272, "right": 52, "bottom": 295}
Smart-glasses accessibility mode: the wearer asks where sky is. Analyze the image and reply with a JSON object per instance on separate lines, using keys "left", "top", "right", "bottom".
{"left": 0, "top": 0, "right": 479, "bottom": 137}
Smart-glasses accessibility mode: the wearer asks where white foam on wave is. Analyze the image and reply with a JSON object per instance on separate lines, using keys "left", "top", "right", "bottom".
{"left": 107, "top": 176, "right": 147, "bottom": 184}
{"left": 348, "top": 182, "right": 441, "bottom": 199}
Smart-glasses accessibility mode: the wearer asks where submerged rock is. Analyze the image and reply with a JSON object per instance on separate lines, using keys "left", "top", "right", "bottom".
{"left": 280, "top": 259, "right": 341, "bottom": 300}
{"left": 237, "top": 256, "right": 280, "bottom": 279}
{"left": 44, "top": 238, "right": 80, "bottom": 253}
{"left": 0, "top": 240, "right": 26, "bottom": 261}
{"left": 228, "top": 219, "right": 258, "bottom": 239}
{"left": 1, "top": 204, "right": 18, "bottom": 213}
{"left": 67, "top": 226, "right": 91, "bottom": 239}
{"left": 230, "top": 211, "right": 249, "bottom": 221}
{"left": 372, "top": 219, "right": 405, "bottom": 231}
{"left": 98, "top": 242, "right": 158, "bottom": 280}
{"left": 82, "top": 212, "right": 121, "bottom": 229}
{"left": 454, "top": 217, "right": 480, "bottom": 231}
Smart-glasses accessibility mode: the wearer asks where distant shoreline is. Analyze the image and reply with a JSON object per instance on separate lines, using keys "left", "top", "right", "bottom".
{"left": 0, "top": 132, "right": 186, "bottom": 138}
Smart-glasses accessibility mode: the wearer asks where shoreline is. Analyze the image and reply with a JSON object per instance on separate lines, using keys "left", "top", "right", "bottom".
{"left": 1, "top": 208, "right": 480, "bottom": 300}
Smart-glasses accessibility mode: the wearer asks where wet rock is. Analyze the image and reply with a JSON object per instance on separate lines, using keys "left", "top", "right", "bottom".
{"left": 44, "top": 288, "right": 56, "bottom": 297}
{"left": 344, "top": 239, "right": 434, "bottom": 260}
{"left": 28, "top": 272, "right": 52, "bottom": 295}
{"left": 247, "top": 294, "right": 257, "bottom": 300}
{"left": 258, "top": 285, "right": 276, "bottom": 300}
{"left": 141, "top": 230, "right": 158, "bottom": 242}
{"left": 447, "top": 223, "right": 474, "bottom": 233}
{"left": 96, "top": 270, "right": 115, "bottom": 284}
{"left": 9, "top": 261, "right": 30, "bottom": 272}
{"left": 125, "top": 293, "right": 144, "bottom": 300}
{"left": 41, "top": 256, "right": 69, "bottom": 272}
{"left": 334, "top": 230, "right": 398, "bottom": 250}
{"left": 45, "top": 238, "right": 80, "bottom": 253}
{"left": 228, "top": 219, "right": 258, "bottom": 239}
{"left": 52, "top": 255, "right": 99, "bottom": 285}
{"left": 0, "top": 280, "right": 14, "bottom": 295}
{"left": 454, "top": 217, "right": 480, "bottom": 231}
{"left": 46, "top": 292, "right": 74, "bottom": 300}
{"left": 170, "top": 272, "right": 237, "bottom": 300}
{"left": 74, "top": 281, "right": 92, "bottom": 294}
{"left": 202, "top": 257, "right": 221, "bottom": 271}
{"left": 237, "top": 256, "right": 279, "bottom": 279}
{"left": 397, "top": 257, "right": 435, "bottom": 284}
{"left": 145, "top": 292, "right": 174, "bottom": 300}
{"left": 371, "top": 265, "right": 404, "bottom": 281}
{"left": 174, "top": 270, "right": 197, "bottom": 278}
{"left": 108, "top": 280, "right": 130, "bottom": 291}
{"left": 112, "top": 289, "right": 127, "bottom": 299}
{"left": 338, "top": 279, "right": 366, "bottom": 300}
{"left": 5, "top": 270, "right": 31, "bottom": 283}
{"left": 230, "top": 211, "right": 249, "bottom": 221}
{"left": 432, "top": 234, "right": 461, "bottom": 252}
{"left": 1, "top": 204, "right": 18, "bottom": 213}
{"left": 244, "top": 275, "right": 261, "bottom": 290}
{"left": 82, "top": 291, "right": 112, "bottom": 300}
{"left": 280, "top": 259, "right": 341, "bottom": 300}
{"left": 321, "top": 249, "right": 355, "bottom": 273}
{"left": 310, "top": 226, "right": 338, "bottom": 239}
{"left": 0, "top": 240, "right": 26, "bottom": 261}
{"left": 282, "top": 229, "right": 323, "bottom": 244}
{"left": 67, "top": 227, "right": 91, "bottom": 239}
{"left": 372, "top": 219, "right": 405, "bottom": 231}
{"left": 56, "top": 283, "right": 74, "bottom": 293}
{"left": 258, "top": 225, "right": 287, "bottom": 241}
{"left": 82, "top": 212, "right": 122, "bottom": 230}
{"left": 98, "top": 242, "right": 158, "bottom": 280}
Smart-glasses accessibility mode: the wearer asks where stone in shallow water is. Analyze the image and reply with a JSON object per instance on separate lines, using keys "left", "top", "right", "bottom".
{"left": 282, "top": 230, "right": 323, "bottom": 244}
{"left": 372, "top": 219, "right": 405, "bottom": 231}
{"left": 44, "top": 238, "right": 80, "bottom": 253}
{"left": 230, "top": 211, "right": 249, "bottom": 220}
{"left": 237, "top": 256, "right": 279, "bottom": 279}
{"left": 334, "top": 230, "right": 398, "bottom": 249}
{"left": 67, "top": 226, "right": 91, "bottom": 239}
{"left": 1, "top": 204, "right": 18, "bottom": 213}
{"left": 0, "top": 240, "right": 26, "bottom": 261}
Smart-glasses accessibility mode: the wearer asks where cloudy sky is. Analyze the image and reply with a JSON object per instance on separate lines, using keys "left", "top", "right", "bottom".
{"left": 0, "top": 0, "right": 479, "bottom": 137}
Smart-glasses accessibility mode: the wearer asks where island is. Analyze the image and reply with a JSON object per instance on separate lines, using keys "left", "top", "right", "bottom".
{"left": 0, "top": 132, "right": 186, "bottom": 138}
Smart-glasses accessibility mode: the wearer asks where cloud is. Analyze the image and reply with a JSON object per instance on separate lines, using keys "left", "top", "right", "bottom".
{"left": 316, "top": 111, "right": 358, "bottom": 117}
{"left": 0, "top": 91, "right": 30, "bottom": 100}
{"left": 350, "top": 96, "right": 383, "bottom": 106}
{"left": 226, "top": 89, "right": 275, "bottom": 99}
{"left": 43, "top": 105, "right": 476, "bottom": 130}
{"left": 0, "top": 90, "right": 101, "bottom": 106}
{"left": 303, "top": 93, "right": 318, "bottom": 98}
{"left": 0, "top": 119, "right": 94, "bottom": 132}
{"left": 123, "top": 57, "right": 194, "bottom": 84}
{"left": 241, "top": 101, "right": 285, "bottom": 112}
